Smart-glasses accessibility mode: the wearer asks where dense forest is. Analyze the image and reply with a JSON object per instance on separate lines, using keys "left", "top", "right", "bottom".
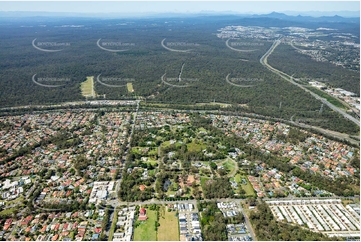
{"left": 202, "top": 177, "right": 234, "bottom": 199}
{"left": 0, "top": 16, "right": 359, "bottom": 134}
{"left": 268, "top": 43, "right": 360, "bottom": 95}
{"left": 249, "top": 201, "right": 340, "bottom": 241}
{"left": 198, "top": 201, "right": 229, "bottom": 241}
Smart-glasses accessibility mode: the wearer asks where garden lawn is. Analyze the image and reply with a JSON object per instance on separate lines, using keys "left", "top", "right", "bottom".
{"left": 234, "top": 174, "right": 242, "bottom": 183}
{"left": 240, "top": 176, "right": 256, "bottom": 196}
{"left": 133, "top": 210, "right": 158, "bottom": 241}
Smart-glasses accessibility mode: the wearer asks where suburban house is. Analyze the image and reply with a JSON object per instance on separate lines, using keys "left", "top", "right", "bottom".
{"left": 138, "top": 208, "right": 147, "bottom": 221}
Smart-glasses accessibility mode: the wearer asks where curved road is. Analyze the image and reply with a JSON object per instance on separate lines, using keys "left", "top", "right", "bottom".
{"left": 260, "top": 39, "right": 360, "bottom": 126}
{"left": 289, "top": 39, "right": 309, "bottom": 52}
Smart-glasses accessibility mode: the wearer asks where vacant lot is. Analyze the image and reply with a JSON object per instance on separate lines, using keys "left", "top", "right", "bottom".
{"left": 80, "top": 76, "right": 95, "bottom": 97}
{"left": 133, "top": 210, "right": 157, "bottom": 241}
{"left": 157, "top": 207, "right": 179, "bottom": 241}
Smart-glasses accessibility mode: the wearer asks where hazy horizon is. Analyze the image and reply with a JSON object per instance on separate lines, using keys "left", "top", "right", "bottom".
{"left": 0, "top": 1, "right": 359, "bottom": 17}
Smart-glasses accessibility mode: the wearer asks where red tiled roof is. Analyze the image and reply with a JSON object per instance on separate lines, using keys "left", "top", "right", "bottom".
{"left": 3, "top": 224, "right": 11, "bottom": 231}
{"left": 54, "top": 223, "right": 60, "bottom": 231}
{"left": 63, "top": 224, "right": 68, "bottom": 231}
{"left": 140, "top": 208, "right": 146, "bottom": 215}
{"left": 40, "top": 225, "right": 47, "bottom": 233}
{"left": 51, "top": 234, "right": 59, "bottom": 241}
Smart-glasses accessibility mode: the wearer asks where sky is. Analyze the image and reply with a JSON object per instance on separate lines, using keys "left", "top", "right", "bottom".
{"left": 0, "top": 1, "right": 359, "bottom": 14}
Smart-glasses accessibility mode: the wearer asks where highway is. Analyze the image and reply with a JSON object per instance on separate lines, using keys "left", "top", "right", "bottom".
{"left": 260, "top": 39, "right": 360, "bottom": 126}
{"left": 289, "top": 39, "right": 308, "bottom": 52}
{"left": 289, "top": 40, "right": 360, "bottom": 116}
{"left": 290, "top": 114, "right": 360, "bottom": 146}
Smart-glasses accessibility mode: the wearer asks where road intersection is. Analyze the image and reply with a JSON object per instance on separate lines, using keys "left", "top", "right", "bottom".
{"left": 260, "top": 39, "right": 360, "bottom": 126}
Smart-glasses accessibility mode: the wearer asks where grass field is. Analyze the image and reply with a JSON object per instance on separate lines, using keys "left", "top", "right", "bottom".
{"left": 232, "top": 174, "right": 255, "bottom": 196}
{"left": 146, "top": 158, "right": 159, "bottom": 166}
{"left": 161, "top": 141, "right": 171, "bottom": 148}
{"left": 187, "top": 140, "right": 206, "bottom": 152}
{"left": 131, "top": 147, "right": 151, "bottom": 155}
{"left": 196, "top": 102, "right": 232, "bottom": 108}
{"left": 222, "top": 159, "right": 236, "bottom": 175}
{"left": 133, "top": 210, "right": 157, "bottom": 241}
{"left": 108, "top": 209, "right": 118, "bottom": 241}
{"left": 127, "top": 82, "right": 134, "bottom": 93}
{"left": 148, "top": 148, "right": 158, "bottom": 156}
{"left": 234, "top": 174, "right": 242, "bottom": 183}
{"left": 81, "top": 76, "right": 95, "bottom": 97}
{"left": 201, "top": 177, "right": 211, "bottom": 187}
{"left": 198, "top": 127, "right": 207, "bottom": 132}
{"left": 157, "top": 207, "right": 179, "bottom": 241}
{"left": 240, "top": 176, "right": 256, "bottom": 196}
{"left": 341, "top": 199, "right": 357, "bottom": 206}
{"left": 0, "top": 207, "right": 17, "bottom": 217}
{"left": 161, "top": 140, "right": 184, "bottom": 149}
{"left": 148, "top": 169, "right": 157, "bottom": 176}
{"left": 0, "top": 196, "right": 24, "bottom": 206}
{"left": 167, "top": 190, "right": 177, "bottom": 197}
